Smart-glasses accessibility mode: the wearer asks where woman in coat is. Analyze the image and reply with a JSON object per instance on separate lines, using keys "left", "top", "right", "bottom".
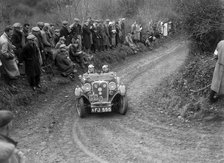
{"left": 210, "top": 40, "right": 224, "bottom": 102}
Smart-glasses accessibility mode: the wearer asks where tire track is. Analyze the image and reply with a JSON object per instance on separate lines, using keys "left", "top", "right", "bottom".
{"left": 72, "top": 119, "right": 109, "bottom": 163}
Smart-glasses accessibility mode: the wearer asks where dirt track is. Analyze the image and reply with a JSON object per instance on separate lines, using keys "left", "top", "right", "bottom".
{"left": 12, "top": 40, "right": 224, "bottom": 163}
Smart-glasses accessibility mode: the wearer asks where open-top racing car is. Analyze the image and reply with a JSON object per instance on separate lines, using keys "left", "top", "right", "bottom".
{"left": 75, "top": 71, "right": 128, "bottom": 118}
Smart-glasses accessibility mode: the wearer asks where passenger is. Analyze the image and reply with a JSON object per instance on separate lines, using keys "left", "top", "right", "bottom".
{"left": 87, "top": 64, "right": 95, "bottom": 74}
{"left": 102, "top": 65, "right": 109, "bottom": 73}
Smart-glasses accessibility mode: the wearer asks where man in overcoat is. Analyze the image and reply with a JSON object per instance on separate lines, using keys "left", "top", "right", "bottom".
{"left": 0, "top": 26, "right": 20, "bottom": 85}
{"left": 82, "top": 21, "right": 91, "bottom": 53}
{"left": 55, "top": 44, "right": 77, "bottom": 77}
{"left": 21, "top": 34, "right": 41, "bottom": 91}
{"left": 70, "top": 18, "right": 82, "bottom": 50}
{"left": 11, "top": 23, "right": 25, "bottom": 63}
{"left": 60, "top": 21, "right": 70, "bottom": 45}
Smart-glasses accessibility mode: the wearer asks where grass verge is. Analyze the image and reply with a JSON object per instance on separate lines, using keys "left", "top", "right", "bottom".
{"left": 150, "top": 50, "right": 224, "bottom": 123}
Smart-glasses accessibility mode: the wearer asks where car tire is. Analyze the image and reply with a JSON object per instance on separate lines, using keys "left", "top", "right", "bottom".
{"left": 118, "top": 96, "right": 128, "bottom": 115}
{"left": 76, "top": 97, "right": 86, "bottom": 118}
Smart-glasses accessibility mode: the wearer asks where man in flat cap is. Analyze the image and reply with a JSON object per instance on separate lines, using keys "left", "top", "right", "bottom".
{"left": 11, "top": 23, "right": 25, "bottom": 64}
{"left": 0, "top": 110, "right": 26, "bottom": 163}
{"left": 60, "top": 21, "right": 70, "bottom": 45}
{"left": 55, "top": 44, "right": 77, "bottom": 78}
{"left": 70, "top": 18, "right": 82, "bottom": 50}
{"left": 55, "top": 36, "right": 66, "bottom": 49}
{"left": 31, "top": 27, "right": 44, "bottom": 64}
{"left": 22, "top": 23, "right": 30, "bottom": 43}
{"left": 54, "top": 29, "right": 60, "bottom": 45}
{"left": 37, "top": 22, "right": 44, "bottom": 30}
{"left": 21, "top": 34, "right": 41, "bottom": 91}
{"left": 82, "top": 20, "right": 91, "bottom": 54}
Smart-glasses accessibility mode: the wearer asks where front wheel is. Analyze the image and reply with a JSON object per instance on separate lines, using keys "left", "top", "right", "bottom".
{"left": 76, "top": 97, "right": 86, "bottom": 118}
{"left": 118, "top": 96, "right": 128, "bottom": 115}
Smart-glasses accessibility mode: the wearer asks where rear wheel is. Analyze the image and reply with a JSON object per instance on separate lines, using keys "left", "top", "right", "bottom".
{"left": 118, "top": 96, "right": 128, "bottom": 115}
{"left": 76, "top": 97, "right": 86, "bottom": 118}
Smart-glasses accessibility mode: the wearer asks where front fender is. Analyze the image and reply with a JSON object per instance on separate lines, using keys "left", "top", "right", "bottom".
{"left": 118, "top": 84, "right": 126, "bottom": 96}
{"left": 75, "top": 86, "right": 83, "bottom": 97}
{"left": 76, "top": 94, "right": 89, "bottom": 101}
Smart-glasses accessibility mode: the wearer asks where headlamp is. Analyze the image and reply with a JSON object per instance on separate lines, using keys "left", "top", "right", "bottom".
{"left": 83, "top": 83, "right": 91, "bottom": 92}
{"left": 109, "top": 82, "right": 116, "bottom": 90}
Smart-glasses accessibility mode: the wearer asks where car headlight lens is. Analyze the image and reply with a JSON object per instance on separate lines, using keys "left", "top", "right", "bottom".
{"left": 83, "top": 83, "right": 91, "bottom": 92}
{"left": 109, "top": 82, "right": 116, "bottom": 90}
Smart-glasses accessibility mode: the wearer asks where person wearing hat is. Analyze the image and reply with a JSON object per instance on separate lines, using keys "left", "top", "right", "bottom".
{"left": 68, "top": 37, "right": 92, "bottom": 69}
{"left": 41, "top": 24, "right": 53, "bottom": 65}
{"left": 88, "top": 64, "right": 95, "bottom": 74}
{"left": 21, "top": 34, "right": 41, "bottom": 91}
{"left": 100, "top": 20, "right": 110, "bottom": 51}
{"left": 37, "top": 22, "right": 44, "bottom": 30}
{"left": 54, "top": 29, "right": 60, "bottom": 45}
{"left": 108, "top": 21, "right": 116, "bottom": 48}
{"left": 11, "top": 23, "right": 25, "bottom": 64}
{"left": 82, "top": 20, "right": 91, "bottom": 54}
{"left": 0, "top": 110, "right": 26, "bottom": 163}
{"left": 94, "top": 20, "right": 102, "bottom": 52}
{"left": 0, "top": 26, "right": 20, "bottom": 86}
{"left": 125, "top": 33, "right": 139, "bottom": 54}
{"left": 42, "top": 24, "right": 52, "bottom": 48}
{"left": 60, "top": 21, "right": 70, "bottom": 46}
{"left": 70, "top": 18, "right": 82, "bottom": 50}
{"left": 31, "top": 27, "right": 44, "bottom": 63}
{"left": 97, "top": 20, "right": 105, "bottom": 51}
{"left": 55, "top": 44, "right": 77, "bottom": 78}
{"left": 119, "top": 18, "right": 126, "bottom": 44}
{"left": 68, "top": 38, "right": 83, "bottom": 66}
{"left": 104, "top": 19, "right": 111, "bottom": 49}
{"left": 22, "top": 23, "right": 30, "bottom": 43}
{"left": 89, "top": 19, "right": 97, "bottom": 53}
{"left": 102, "top": 65, "right": 109, "bottom": 73}
{"left": 87, "top": 64, "right": 95, "bottom": 74}
{"left": 55, "top": 36, "right": 66, "bottom": 49}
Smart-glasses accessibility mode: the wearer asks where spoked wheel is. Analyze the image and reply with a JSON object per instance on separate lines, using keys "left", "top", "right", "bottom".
{"left": 118, "top": 96, "right": 128, "bottom": 115}
{"left": 76, "top": 97, "right": 86, "bottom": 118}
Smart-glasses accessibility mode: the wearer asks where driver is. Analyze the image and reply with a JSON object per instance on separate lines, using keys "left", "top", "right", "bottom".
{"left": 102, "top": 65, "right": 109, "bottom": 73}
{"left": 80, "top": 64, "right": 95, "bottom": 83}
{"left": 87, "top": 64, "right": 95, "bottom": 74}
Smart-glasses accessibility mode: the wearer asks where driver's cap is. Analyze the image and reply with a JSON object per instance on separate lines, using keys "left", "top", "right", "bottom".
{"left": 102, "top": 65, "right": 108, "bottom": 69}
{"left": 88, "top": 64, "right": 94, "bottom": 68}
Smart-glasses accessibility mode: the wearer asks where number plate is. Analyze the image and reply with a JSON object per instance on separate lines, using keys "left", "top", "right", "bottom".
{"left": 91, "top": 107, "right": 112, "bottom": 113}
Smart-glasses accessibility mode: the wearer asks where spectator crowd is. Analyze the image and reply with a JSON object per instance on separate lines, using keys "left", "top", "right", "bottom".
{"left": 0, "top": 17, "right": 173, "bottom": 90}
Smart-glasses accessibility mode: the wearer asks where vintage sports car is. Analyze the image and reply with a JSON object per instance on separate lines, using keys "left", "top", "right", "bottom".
{"left": 75, "top": 72, "right": 128, "bottom": 118}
